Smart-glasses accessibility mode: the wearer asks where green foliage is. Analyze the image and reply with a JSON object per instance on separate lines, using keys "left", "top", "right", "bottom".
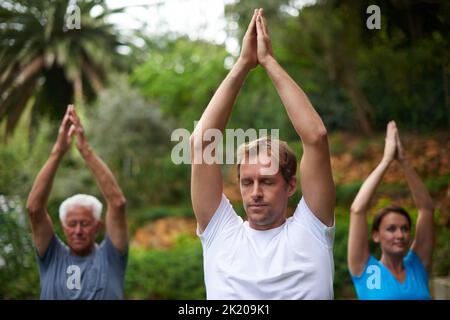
{"left": 225, "top": 0, "right": 450, "bottom": 133}
{"left": 125, "top": 236, "right": 205, "bottom": 299}
{"left": 228, "top": 67, "right": 298, "bottom": 141}
{"left": 0, "top": 113, "right": 53, "bottom": 197}
{"left": 0, "top": 0, "right": 132, "bottom": 137}
{"left": 425, "top": 173, "right": 450, "bottom": 194}
{"left": 349, "top": 139, "right": 374, "bottom": 160}
{"left": 87, "top": 77, "right": 180, "bottom": 206}
{"left": 433, "top": 219, "right": 450, "bottom": 277}
{"left": 336, "top": 181, "right": 363, "bottom": 207}
{"left": 329, "top": 133, "right": 347, "bottom": 155}
{"left": 131, "top": 37, "right": 229, "bottom": 130}
{"left": 0, "top": 196, "right": 39, "bottom": 299}
{"left": 0, "top": 134, "right": 33, "bottom": 196}
{"left": 333, "top": 208, "right": 355, "bottom": 299}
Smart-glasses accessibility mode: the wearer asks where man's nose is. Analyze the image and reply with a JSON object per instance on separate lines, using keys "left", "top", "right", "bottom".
{"left": 251, "top": 182, "right": 263, "bottom": 199}
{"left": 75, "top": 224, "right": 83, "bottom": 234}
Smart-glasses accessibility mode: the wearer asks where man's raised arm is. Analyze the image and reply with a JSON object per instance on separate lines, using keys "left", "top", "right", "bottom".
{"left": 191, "top": 10, "right": 259, "bottom": 232}
{"left": 256, "top": 9, "right": 335, "bottom": 226}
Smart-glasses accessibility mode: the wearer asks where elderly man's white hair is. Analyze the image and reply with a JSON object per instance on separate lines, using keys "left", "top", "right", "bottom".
{"left": 59, "top": 194, "right": 103, "bottom": 225}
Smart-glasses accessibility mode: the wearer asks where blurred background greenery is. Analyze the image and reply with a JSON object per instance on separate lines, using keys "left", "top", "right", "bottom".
{"left": 0, "top": 0, "right": 449, "bottom": 299}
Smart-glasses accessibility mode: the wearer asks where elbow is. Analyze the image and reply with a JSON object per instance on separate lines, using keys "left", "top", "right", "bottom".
{"left": 26, "top": 201, "right": 42, "bottom": 220}
{"left": 26, "top": 198, "right": 37, "bottom": 215}
{"left": 189, "top": 134, "right": 196, "bottom": 151}
{"left": 419, "top": 201, "right": 435, "bottom": 215}
{"left": 350, "top": 204, "right": 366, "bottom": 216}
{"left": 189, "top": 133, "right": 204, "bottom": 162}
{"left": 26, "top": 205, "right": 36, "bottom": 218}
{"left": 189, "top": 135, "right": 196, "bottom": 161}
{"left": 111, "top": 196, "right": 127, "bottom": 211}
{"left": 118, "top": 196, "right": 127, "bottom": 208}
{"left": 189, "top": 133, "right": 204, "bottom": 149}
{"left": 305, "top": 126, "right": 328, "bottom": 146}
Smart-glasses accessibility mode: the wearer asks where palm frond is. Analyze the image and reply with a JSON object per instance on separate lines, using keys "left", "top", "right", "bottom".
{"left": 0, "top": 0, "right": 130, "bottom": 140}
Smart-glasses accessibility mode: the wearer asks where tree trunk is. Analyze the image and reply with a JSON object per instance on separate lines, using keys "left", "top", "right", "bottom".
{"left": 443, "top": 64, "right": 450, "bottom": 128}
{"left": 337, "top": 63, "right": 374, "bottom": 135}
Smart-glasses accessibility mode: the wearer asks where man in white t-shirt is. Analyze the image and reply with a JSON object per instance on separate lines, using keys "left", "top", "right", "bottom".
{"left": 190, "top": 8, "right": 336, "bottom": 300}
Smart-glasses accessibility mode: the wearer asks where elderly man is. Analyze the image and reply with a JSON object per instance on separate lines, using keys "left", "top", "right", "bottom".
{"left": 27, "top": 105, "right": 128, "bottom": 299}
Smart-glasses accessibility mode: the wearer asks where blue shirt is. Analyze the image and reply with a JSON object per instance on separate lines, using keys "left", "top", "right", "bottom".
{"left": 350, "top": 250, "right": 430, "bottom": 300}
{"left": 36, "top": 234, "right": 128, "bottom": 300}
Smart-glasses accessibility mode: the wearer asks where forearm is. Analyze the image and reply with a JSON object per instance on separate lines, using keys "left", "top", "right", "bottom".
{"left": 400, "top": 160, "right": 434, "bottom": 211}
{"left": 192, "top": 60, "right": 250, "bottom": 141}
{"left": 27, "top": 151, "right": 63, "bottom": 214}
{"left": 80, "top": 146, "right": 126, "bottom": 207}
{"left": 351, "top": 159, "right": 391, "bottom": 214}
{"left": 264, "top": 57, "right": 327, "bottom": 144}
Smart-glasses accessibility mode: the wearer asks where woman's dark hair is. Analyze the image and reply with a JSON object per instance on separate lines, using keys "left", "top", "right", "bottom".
{"left": 372, "top": 205, "right": 412, "bottom": 232}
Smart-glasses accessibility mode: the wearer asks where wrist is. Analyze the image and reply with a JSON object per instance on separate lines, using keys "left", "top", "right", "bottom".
{"left": 51, "top": 145, "right": 67, "bottom": 159}
{"left": 235, "top": 58, "right": 254, "bottom": 73}
{"left": 79, "top": 144, "right": 93, "bottom": 158}
{"left": 260, "top": 56, "right": 277, "bottom": 70}
{"left": 380, "top": 157, "right": 393, "bottom": 166}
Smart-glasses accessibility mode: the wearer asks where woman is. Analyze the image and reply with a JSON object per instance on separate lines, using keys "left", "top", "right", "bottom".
{"left": 348, "top": 121, "right": 435, "bottom": 299}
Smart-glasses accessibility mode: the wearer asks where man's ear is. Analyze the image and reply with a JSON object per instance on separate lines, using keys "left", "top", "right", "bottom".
{"left": 287, "top": 176, "right": 297, "bottom": 197}
{"left": 62, "top": 223, "right": 69, "bottom": 236}
{"left": 95, "top": 220, "right": 103, "bottom": 233}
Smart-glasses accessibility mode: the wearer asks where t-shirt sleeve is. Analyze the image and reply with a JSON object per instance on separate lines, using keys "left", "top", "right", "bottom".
{"left": 292, "top": 197, "right": 335, "bottom": 248}
{"left": 36, "top": 234, "right": 63, "bottom": 272}
{"left": 101, "top": 235, "right": 128, "bottom": 271}
{"left": 197, "top": 194, "right": 242, "bottom": 250}
{"left": 350, "top": 255, "right": 377, "bottom": 279}
{"left": 349, "top": 255, "right": 379, "bottom": 299}
{"left": 405, "top": 249, "right": 429, "bottom": 281}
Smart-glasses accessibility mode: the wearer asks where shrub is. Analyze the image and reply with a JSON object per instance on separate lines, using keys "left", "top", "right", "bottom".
{"left": 125, "top": 236, "right": 205, "bottom": 299}
{"left": 0, "top": 196, "right": 39, "bottom": 299}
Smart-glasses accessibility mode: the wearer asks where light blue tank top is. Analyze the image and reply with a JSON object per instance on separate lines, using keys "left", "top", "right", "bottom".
{"left": 350, "top": 250, "right": 430, "bottom": 300}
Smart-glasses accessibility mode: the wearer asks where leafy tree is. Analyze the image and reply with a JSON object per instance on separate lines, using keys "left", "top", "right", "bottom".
{"left": 87, "top": 77, "right": 175, "bottom": 206}
{"left": 224, "top": 0, "right": 450, "bottom": 133}
{"left": 131, "top": 37, "right": 230, "bottom": 130}
{"left": 0, "top": 0, "right": 130, "bottom": 140}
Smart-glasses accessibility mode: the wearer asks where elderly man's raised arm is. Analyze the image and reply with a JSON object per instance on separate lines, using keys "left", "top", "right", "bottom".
{"left": 27, "top": 106, "right": 73, "bottom": 257}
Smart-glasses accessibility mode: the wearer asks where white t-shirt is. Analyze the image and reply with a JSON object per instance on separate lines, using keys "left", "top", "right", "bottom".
{"left": 197, "top": 194, "right": 335, "bottom": 300}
